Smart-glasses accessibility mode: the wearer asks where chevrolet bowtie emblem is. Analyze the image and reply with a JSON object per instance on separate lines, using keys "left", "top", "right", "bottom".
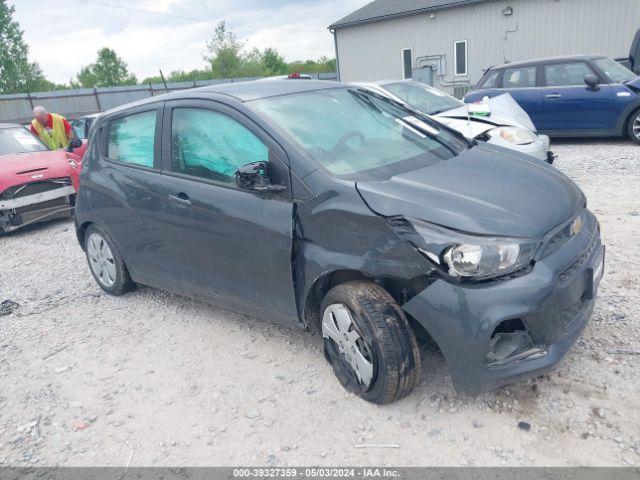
{"left": 569, "top": 216, "right": 583, "bottom": 237}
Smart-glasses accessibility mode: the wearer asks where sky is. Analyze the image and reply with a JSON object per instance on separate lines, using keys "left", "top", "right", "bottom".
{"left": 11, "top": 0, "right": 366, "bottom": 84}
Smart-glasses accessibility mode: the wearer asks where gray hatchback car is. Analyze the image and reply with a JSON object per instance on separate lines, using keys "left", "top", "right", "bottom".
{"left": 75, "top": 80, "right": 604, "bottom": 403}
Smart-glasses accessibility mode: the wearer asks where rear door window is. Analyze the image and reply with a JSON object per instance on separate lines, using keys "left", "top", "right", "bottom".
{"left": 107, "top": 111, "right": 157, "bottom": 167}
{"left": 171, "top": 108, "right": 269, "bottom": 183}
{"left": 503, "top": 66, "right": 537, "bottom": 88}
{"left": 544, "top": 62, "right": 595, "bottom": 86}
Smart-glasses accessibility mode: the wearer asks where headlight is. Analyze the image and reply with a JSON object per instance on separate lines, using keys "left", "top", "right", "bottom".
{"left": 67, "top": 159, "right": 78, "bottom": 169}
{"left": 408, "top": 219, "right": 538, "bottom": 281}
{"left": 487, "top": 126, "right": 537, "bottom": 145}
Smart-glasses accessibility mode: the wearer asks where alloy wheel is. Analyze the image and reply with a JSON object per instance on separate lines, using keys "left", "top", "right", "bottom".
{"left": 633, "top": 114, "right": 640, "bottom": 141}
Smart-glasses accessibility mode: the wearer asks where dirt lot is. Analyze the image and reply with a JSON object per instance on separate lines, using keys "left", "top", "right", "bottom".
{"left": 1, "top": 139, "right": 639, "bottom": 467}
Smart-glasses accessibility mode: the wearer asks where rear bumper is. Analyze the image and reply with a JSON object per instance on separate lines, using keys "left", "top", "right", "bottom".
{"left": 402, "top": 210, "right": 603, "bottom": 394}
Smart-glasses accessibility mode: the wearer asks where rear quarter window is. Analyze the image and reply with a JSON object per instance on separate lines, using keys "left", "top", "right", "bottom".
{"left": 107, "top": 110, "right": 156, "bottom": 167}
{"left": 479, "top": 70, "right": 500, "bottom": 89}
{"left": 503, "top": 66, "right": 537, "bottom": 88}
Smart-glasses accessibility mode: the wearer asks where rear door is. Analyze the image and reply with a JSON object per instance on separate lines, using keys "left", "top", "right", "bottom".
{"left": 158, "top": 99, "right": 298, "bottom": 322}
{"left": 89, "top": 104, "right": 168, "bottom": 285}
{"left": 498, "top": 64, "right": 545, "bottom": 127}
{"left": 538, "top": 60, "right": 615, "bottom": 132}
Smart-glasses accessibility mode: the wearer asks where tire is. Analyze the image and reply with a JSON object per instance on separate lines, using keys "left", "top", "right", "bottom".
{"left": 84, "top": 224, "right": 134, "bottom": 295}
{"left": 320, "top": 280, "right": 421, "bottom": 404}
{"left": 627, "top": 109, "right": 640, "bottom": 144}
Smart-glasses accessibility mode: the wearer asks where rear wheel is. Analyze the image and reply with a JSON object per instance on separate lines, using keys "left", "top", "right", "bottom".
{"left": 320, "top": 281, "right": 421, "bottom": 404}
{"left": 84, "top": 224, "right": 134, "bottom": 295}
{"left": 627, "top": 109, "right": 640, "bottom": 144}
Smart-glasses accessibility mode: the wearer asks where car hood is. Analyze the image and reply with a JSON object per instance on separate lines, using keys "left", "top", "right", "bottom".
{"left": 356, "top": 144, "right": 583, "bottom": 238}
{"left": 432, "top": 117, "right": 493, "bottom": 139}
{"left": 0, "top": 150, "right": 75, "bottom": 194}
{"left": 437, "top": 93, "right": 537, "bottom": 131}
{"left": 624, "top": 75, "right": 640, "bottom": 90}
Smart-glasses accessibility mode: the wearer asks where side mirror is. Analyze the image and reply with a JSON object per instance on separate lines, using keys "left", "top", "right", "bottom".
{"left": 68, "top": 138, "right": 83, "bottom": 149}
{"left": 235, "top": 161, "right": 286, "bottom": 192}
{"left": 584, "top": 74, "right": 599, "bottom": 90}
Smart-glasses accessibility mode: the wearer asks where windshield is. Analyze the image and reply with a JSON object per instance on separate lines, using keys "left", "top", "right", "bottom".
{"left": 382, "top": 81, "right": 464, "bottom": 114}
{"left": 594, "top": 57, "right": 636, "bottom": 83}
{"left": 0, "top": 128, "right": 48, "bottom": 156}
{"left": 251, "top": 88, "right": 468, "bottom": 176}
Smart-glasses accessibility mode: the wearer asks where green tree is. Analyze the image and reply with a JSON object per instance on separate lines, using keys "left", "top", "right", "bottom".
{"left": 0, "top": 1, "right": 52, "bottom": 93}
{"left": 287, "top": 56, "right": 336, "bottom": 75}
{"left": 26, "top": 63, "right": 68, "bottom": 92}
{"left": 75, "top": 48, "right": 137, "bottom": 88}
{"left": 204, "top": 21, "right": 245, "bottom": 78}
{"left": 263, "top": 48, "right": 288, "bottom": 76}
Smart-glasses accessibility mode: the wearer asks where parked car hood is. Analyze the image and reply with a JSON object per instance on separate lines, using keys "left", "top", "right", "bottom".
{"left": 437, "top": 94, "right": 537, "bottom": 132}
{"left": 356, "top": 144, "right": 583, "bottom": 238}
{"left": 432, "top": 117, "right": 493, "bottom": 139}
{"left": 0, "top": 150, "right": 76, "bottom": 194}
{"left": 624, "top": 75, "right": 640, "bottom": 90}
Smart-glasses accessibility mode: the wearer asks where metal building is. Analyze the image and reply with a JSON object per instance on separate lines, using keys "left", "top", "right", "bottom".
{"left": 329, "top": 0, "right": 640, "bottom": 96}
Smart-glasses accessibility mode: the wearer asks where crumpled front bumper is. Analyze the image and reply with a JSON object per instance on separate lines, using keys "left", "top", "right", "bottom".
{"left": 487, "top": 133, "right": 555, "bottom": 163}
{"left": 402, "top": 209, "right": 603, "bottom": 394}
{"left": 0, "top": 185, "right": 76, "bottom": 232}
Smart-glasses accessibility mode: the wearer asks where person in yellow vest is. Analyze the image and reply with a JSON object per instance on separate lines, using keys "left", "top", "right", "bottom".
{"left": 30, "top": 106, "right": 73, "bottom": 150}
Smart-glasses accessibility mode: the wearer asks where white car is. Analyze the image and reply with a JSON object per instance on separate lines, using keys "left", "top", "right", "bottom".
{"left": 358, "top": 80, "right": 556, "bottom": 164}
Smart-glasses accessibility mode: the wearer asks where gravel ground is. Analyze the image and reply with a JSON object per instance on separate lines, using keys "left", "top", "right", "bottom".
{"left": 0, "top": 139, "right": 639, "bottom": 467}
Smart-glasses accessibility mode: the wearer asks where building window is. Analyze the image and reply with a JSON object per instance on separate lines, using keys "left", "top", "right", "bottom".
{"left": 402, "top": 48, "right": 413, "bottom": 79}
{"left": 454, "top": 40, "right": 467, "bottom": 76}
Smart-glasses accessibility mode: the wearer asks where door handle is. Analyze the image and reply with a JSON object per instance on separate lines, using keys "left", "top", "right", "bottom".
{"left": 167, "top": 193, "right": 192, "bottom": 206}
{"left": 545, "top": 93, "right": 562, "bottom": 99}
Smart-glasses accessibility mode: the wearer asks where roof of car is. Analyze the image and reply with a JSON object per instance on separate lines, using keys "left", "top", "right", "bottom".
{"left": 489, "top": 54, "right": 606, "bottom": 70}
{"left": 196, "top": 79, "right": 339, "bottom": 100}
{"left": 100, "top": 80, "right": 345, "bottom": 117}
{"left": 0, "top": 123, "right": 21, "bottom": 129}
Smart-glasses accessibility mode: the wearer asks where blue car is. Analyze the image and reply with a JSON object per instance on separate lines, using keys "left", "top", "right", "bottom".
{"left": 465, "top": 55, "right": 640, "bottom": 143}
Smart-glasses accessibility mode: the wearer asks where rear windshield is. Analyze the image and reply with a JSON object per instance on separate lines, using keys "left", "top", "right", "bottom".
{"left": 382, "top": 81, "right": 464, "bottom": 115}
{"left": 251, "top": 88, "right": 468, "bottom": 177}
{"left": 0, "top": 128, "right": 48, "bottom": 156}
{"left": 593, "top": 57, "right": 636, "bottom": 83}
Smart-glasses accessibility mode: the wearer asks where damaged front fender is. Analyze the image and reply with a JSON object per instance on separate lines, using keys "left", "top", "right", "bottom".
{"left": 292, "top": 171, "right": 434, "bottom": 326}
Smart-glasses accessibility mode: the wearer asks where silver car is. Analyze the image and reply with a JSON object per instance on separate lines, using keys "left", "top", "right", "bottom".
{"left": 359, "top": 80, "right": 556, "bottom": 164}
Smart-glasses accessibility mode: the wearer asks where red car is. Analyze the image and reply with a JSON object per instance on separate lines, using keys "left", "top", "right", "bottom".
{"left": 0, "top": 124, "right": 83, "bottom": 234}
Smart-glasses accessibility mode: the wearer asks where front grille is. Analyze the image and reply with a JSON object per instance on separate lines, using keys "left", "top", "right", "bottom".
{"left": 541, "top": 211, "right": 589, "bottom": 259}
{"left": 559, "top": 298, "right": 586, "bottom": 333}
{"left": 1, "top": 177, "right": 72, "bottom": 200}
{"left": 557, "top": 235, "right": 597, "bottom": 282}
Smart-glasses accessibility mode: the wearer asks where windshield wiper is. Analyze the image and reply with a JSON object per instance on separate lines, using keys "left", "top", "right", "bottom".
{"left": 348, "top": 89, "right": 382, "bottom": 113}
{"left": 429, "top": 108, "right": 454, "bottom": 115}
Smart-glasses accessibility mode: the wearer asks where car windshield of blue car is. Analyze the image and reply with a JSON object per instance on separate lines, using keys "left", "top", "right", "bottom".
{"left": 0, "top": 128, "right": 49, "bottom": 156}
{"left": 594, "top": 57, "right": 636, "bottom": 83}
{"left": 251, "top": 88, "right": 468, "bottom": 176}
{"left": 382, "top": 81, "right": 464, "bottom": 115}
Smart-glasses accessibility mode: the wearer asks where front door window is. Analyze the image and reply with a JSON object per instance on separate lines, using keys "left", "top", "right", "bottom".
{"left": 171, "top": 108, "right": 269, "bottom": 183}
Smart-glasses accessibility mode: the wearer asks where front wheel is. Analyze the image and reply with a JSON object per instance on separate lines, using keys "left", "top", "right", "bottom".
{"left": 627, "top": 109, "right": 640, "bottom": 144}
{"left": 320, "top": 281, "right": 421, "bottom": 404}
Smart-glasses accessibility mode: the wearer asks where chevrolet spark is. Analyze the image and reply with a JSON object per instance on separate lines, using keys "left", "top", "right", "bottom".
{"left": 75, "top": 80, "right": 604, "bottom": 404}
